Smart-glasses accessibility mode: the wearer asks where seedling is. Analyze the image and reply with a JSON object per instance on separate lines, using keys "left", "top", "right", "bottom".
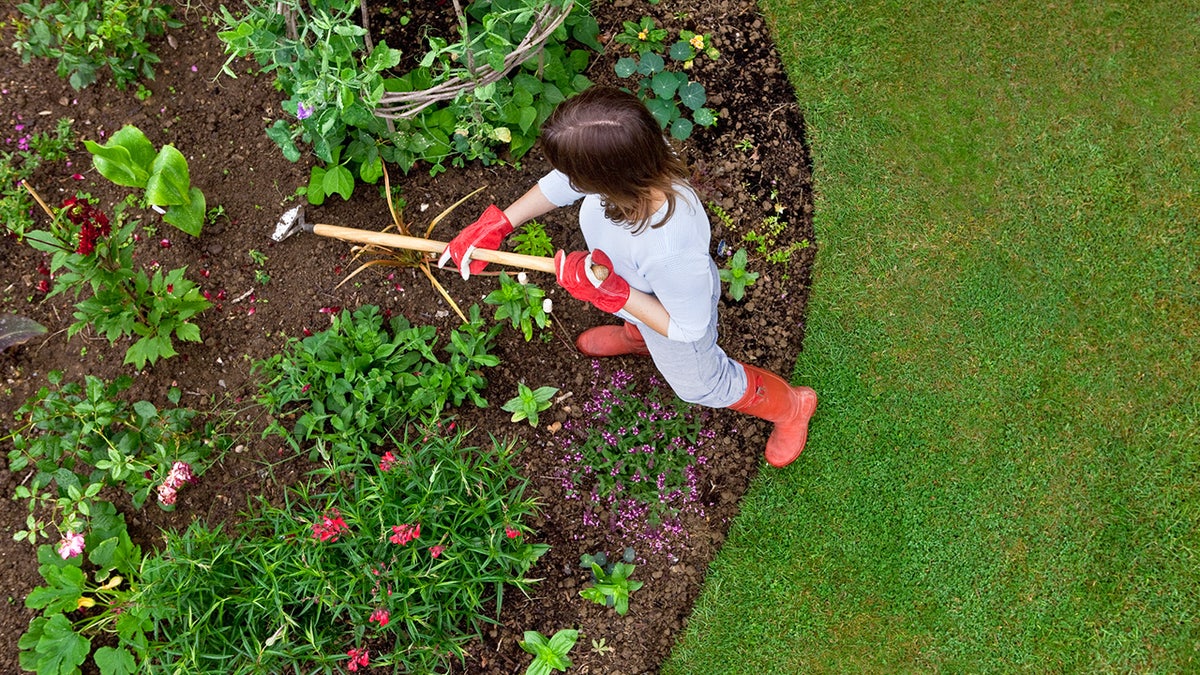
{"left": 501, "top": 382, "right": 559, "bottom": 427}
{"left": 580, "top": 549, "right": 643, "bottom": 615}
{"left": 511, "top": 220, "right": 555, "bottom": 258}
{"left": 484, "top": 272, "right": 550, "bottom": 341}
{"left": 718, "top": 248, "right": 759, "bottom": 300}
{"left": 520, "top": 629, "right": 578, "bottom": 675}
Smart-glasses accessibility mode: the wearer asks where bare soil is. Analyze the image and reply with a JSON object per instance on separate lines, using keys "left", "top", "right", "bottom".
{"left": 0, "top": 0, "right": 814, "bottom": 672}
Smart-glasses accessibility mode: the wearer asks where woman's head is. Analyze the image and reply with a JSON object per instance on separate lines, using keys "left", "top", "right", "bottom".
{"left": 540, "top": 87, "right": 689, "bottom": 231}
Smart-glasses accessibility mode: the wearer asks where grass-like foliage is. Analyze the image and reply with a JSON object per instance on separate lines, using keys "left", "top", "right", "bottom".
{"left": 129, "top": 426, "right": 547, "bottom": 674}
{"left": 256, "top": 305, "right": 501, "bottom": 463}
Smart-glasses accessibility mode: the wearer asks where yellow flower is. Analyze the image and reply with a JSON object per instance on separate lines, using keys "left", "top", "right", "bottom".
{"left": 690, "top": 34, "right": 705, "bottom": 50}
{"left": 99, "top": 576, "right": 123, "bottom": 591}
{"left": 638, "top": 30, "right": 648, "bottom": 40}
{"left": 77, "top": 596, "right": 96, "bottom": 610}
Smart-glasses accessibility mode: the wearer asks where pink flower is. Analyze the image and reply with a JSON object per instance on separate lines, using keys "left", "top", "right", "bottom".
{"left": 429, "top": 544, "right": 445, "bottom": 559}
{"left": 379, "top": 451, "right": 396, "bottom": 472}
{"left": 312, "top": 509, "right": 350, "bottom": 542}
{"left": 368, "top": 608, "right": 389, "bottom": 628}
{"left": 389, "top": 523, "right": 420, "bottom": 545}
{"left": 346, "top": 647, "right": 369, "bottom": 671}
{"left": 160, "top": 238, "right": 171, "bottom": 248}
{"left": 157, "top": 484, "right": 178, "bottom": 505}
{"left": 166, "top": 461, "right": 194, "bottom": 486}
{"left": 57, "top": 531, "right": 86, "bottom": 559}
{"left": 505, "top": 526, "right": 521, "bottom": 539}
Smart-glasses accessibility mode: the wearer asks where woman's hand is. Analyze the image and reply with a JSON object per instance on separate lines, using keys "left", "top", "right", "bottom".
{"left": 437, "top": 205, "right": 513, "bottom": 279}
{"left": 554, "top": 249, "right": 630, "bottom": 313}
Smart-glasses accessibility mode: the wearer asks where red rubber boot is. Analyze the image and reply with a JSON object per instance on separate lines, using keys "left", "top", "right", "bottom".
{"left": 575, "top": 321, "right": 651, "bottom": 357}
{"left": 728, "top": 363, "right": 818, "bottom": 467}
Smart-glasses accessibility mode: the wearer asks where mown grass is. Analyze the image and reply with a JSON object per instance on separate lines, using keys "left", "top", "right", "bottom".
{"left": 666, "top": 1, "right": 1199, "bottom": 672}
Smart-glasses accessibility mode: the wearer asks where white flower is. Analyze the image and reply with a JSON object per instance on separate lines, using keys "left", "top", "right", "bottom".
{"left": 542, "top": 298, "right": 554, "bottom": 314}
{"left": 516, "top": 272, "right": 529, "bottom": 285}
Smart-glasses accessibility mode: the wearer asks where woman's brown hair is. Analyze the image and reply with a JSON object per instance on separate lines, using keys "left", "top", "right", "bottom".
{"left": 539, "top": 87, "right": 690, "bottom": 233}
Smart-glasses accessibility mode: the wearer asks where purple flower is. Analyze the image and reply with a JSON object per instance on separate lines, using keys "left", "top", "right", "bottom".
{"left": 296, "top": 102, "right": 313, "bottom": 120}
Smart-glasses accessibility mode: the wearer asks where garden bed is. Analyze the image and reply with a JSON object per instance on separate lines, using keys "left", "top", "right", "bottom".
{"left": 0, "top": 0, "right": 813, "bottom": 672}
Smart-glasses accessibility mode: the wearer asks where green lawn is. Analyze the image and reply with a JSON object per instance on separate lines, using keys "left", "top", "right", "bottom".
{"left": 666, "top": 1, "right": 1199, "bottom": 671}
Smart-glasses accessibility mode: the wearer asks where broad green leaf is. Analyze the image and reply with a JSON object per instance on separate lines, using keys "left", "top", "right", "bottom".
{"left": 26, "top": 565, "right": 85, "bottom": 614}
{"left": 651, "top": 71, "right": 680, "bottom": 99}
{"left": 163, "top": 188, "right": 206, "bottom": 237}
{"left": 614, "top": 57, "right": 637, "bottom": 78}
{"left": 94, "top": 646, "right": 137, "bottom": 675}
{"left": 678, "top": 81, "right": 707, "bottom": 110}
{"left": 85, "top": 141, "right": 149, "bottom": 189}
{"left": 324, "top": 165, "right": 355, "bottom": 201}
{"left": 693, "top": 107, "right": 717, "bottom": 127}
{"left": 307, "top": 167, "right": 327, "bottom": 205}
{"left": 266, "top": 120, "right": 301, "bottom": 162}
{"left": 35, "top": 614, "right": 90, "bottom": 675}
{"left": 670, "top": 117, "right": 694, "bottom": 140}
{"left": 145, "top": 145, "right": 191, "bottom": 206}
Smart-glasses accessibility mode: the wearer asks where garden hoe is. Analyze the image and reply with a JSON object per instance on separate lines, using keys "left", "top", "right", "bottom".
{"left": 271, "top": 204, "right": 558, "bottom": 274}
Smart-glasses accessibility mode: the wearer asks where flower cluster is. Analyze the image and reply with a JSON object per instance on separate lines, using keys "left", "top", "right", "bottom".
{"left": 345, "top": 647, "right": 369, "bottom": 671}
{"left": 389, "top": 522, "right": 419, "bottom": 545}
{"left": 379, "top": 450, "right": 396, "bottom": 472}
{"left": 57, "top": 530, "right": 86, "bottom": 559}
{"left": 156, "top": 461, "right": 196, "bottom": 506}
{"left": 312, "top": 508, "right": 350, "bottom": 542}
{"left": 61, "top": 196, "right": 110, "bottom": 255}
{"left": 368, "top": 608, "right": 389, "bottom": 628}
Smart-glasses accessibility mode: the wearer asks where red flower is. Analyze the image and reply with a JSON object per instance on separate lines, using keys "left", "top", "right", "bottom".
{"left": 36, "top": 279, "right": 50, "bottom": 293}
{"left": 389, "top": 523, "right": 420, "bottom": 545}
{"left": 429, "top": 545, "right": 445, "bottom": 559}
{"left": 311, "top": 509, "right": 350, "bottom": 542}
{"left": 505, "top": 526, "right": 520, "bottom": 539}
{"left": 379, "top": 451, "right": 396, "bottom": 472}
{"left": 346, "top": 647, "right": 369, "bottom": 671}
{"left": 368, "top": 608, "right": 389, "bottom": 628}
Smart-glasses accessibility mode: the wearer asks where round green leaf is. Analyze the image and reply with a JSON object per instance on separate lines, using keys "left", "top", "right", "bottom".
{"left": 670, "top": 117, "right": 694, "bottom": 140}
{"left": 679, "top": 81, "right": 707, "bottom": 110}
{"left": 614, "top": 57, "right": 638, "bottom": 78}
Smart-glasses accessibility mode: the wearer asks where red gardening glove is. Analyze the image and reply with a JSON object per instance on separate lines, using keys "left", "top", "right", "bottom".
{"left": 554, "top": 249, "right": 630, "bottom": 314}
{"left": 437, "top": 205, "right": 513, "bottom": 279}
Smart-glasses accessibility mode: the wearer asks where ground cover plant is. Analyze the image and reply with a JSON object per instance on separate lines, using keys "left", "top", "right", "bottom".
{"left": 0, "top": 0, "right": 816, "bottom": 672}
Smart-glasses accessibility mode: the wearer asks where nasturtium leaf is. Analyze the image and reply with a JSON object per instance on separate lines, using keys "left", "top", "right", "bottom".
{"left": 669, "top": 40, "right": 695, "bottom": 61}
{"left": 638, "top": 52, "right": 665, "bottom": 75}
{"left": 646, "top": 98, "right": 675, "bottom": 128}
{"left": 614, "top": 57, "right": 637, "bottom": 79}
{"left": 670, "top": 117, "right": 694, "bottom": 140}
{"left": 651, "top": 71, "right": 680, "bottom": 99}
{"left": 679, "top": 81, "right": 707, "bottom": 110}
{"left": 693, "top": 107, "right": 717, "bottom": 127}
{"left": 145, "top": 145, "right": 191, "bottom": 206}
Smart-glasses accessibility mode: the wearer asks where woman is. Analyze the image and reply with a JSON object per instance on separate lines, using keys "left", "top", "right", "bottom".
{"left": 439, "top": 87, "right": 817, "bottom": 468}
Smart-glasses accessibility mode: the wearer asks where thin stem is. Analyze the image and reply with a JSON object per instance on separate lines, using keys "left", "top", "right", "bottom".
{"left": 21, "top": 180, "right": 55, "bottom": 219}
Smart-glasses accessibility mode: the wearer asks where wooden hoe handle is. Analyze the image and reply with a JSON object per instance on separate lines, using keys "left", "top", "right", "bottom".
{"left": 312, "top": 223, "right": 608, "bottom": 280}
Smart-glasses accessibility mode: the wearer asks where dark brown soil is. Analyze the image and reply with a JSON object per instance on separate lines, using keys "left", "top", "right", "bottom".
{"left": 0, "top": 0, "right": 814, "bottom": 673}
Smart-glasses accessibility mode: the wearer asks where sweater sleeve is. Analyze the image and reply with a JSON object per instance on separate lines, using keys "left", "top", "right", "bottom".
{"left": 638, "top": 253, "right": 716, "bottom": 342}
{"left": 537, "top": 170, "right": 584, "bottom": 207}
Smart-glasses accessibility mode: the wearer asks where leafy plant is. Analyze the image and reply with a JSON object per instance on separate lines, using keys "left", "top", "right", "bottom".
{"left": 248, "top": 249, "right": 270, "bottom": 285}
{"left": 0, "top": 117, "right": 74, "bottom": 240}
{"left": 256, "top": 305, "right": 501, "bottom": 464}
{"left": 484, "top": 272, "right": 551, "bottom": 341}
{"left": 6, "top": 371, "right": 220, "bottom": 544}
{"left": 12, "top": 0, "right": 180, "bottom": 90}
{"left": 579, "top": 549, "right": 643, "bottom": 615}
{"left": 511, "top": 219, "right": 555, "bottom": 257}
{"left": 24, "top": 191, "right": 212, "bottom": 369}
{"left": 718, "top": 247, "right": 759, "bottom": 300}
{"left": 132, "top": 426, "right": 548, "bottom": 674}
{"left": 216, "top": 0, "right": 601, "bottom": 198}
{"left": 744, "top": 214, "right": 809, "bottom": 265}
{"left": 83, "top": 125, "right": 207, "bottom": 237}
{"left": 18, "top": 502, "right": 149, "bottom": 675}
{"left": 502, "top": 382, "right": 559, "bottom": 427}
{"left": 558, "top": 365, "right": 714, "bottom": 554}
{"left": 520, "top": 629, "right": 579, "bottom": 675}
{"left": 613, "top": 19, "right": 719, "bottom": 140}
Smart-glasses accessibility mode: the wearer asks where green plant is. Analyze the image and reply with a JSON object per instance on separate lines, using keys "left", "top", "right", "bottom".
{"left": 24, "top": 192, "right": 212, "bottom": 369}
{"left": 6, "top": 371, "right": 220, "bottom": 545}
{"left": 614, "top": 16, "right": 669, "bottom": 55}
{"left": 0, "top": 117, "right": 74, "bottom": 240}
{"left": 558, "top": 364, "right": 713, "bottom": 552}
{"left": 718, "top": 247, "right": 759, "bottom": 300}
{"left": 502, "top": 382, "right": 559, "bottom": 427}
{"left": 216, "top": 0, "right": 601, "bottom": 197}
{"left": 83, "top": 124, "right": 206, "bottom": 236}
{"left": 511, "top": 219, "right": 556, "bottom": 257}
{"left": 484, "top": 272, "right": 551, "bottom": 341}
{"left": 18, "top": 502, "right": 149, "bottom": 675}
{"left": 248, "top": 249, "right": 270, "bottom": 285}
{"left": 256, "top": 305, "right": 501, "bottom": 464}
{"left": 614, "top": 52, "right": 717, "bottom": 140}
{"left": 12, "top": 0, "right": 180, "bottom": 90}
{"left": 520, "top": 629, "right": 579, "bottom": 675}
{"left": 743, "top": 215, "right": 809, "bottom": 265}
{"left": 132, "top": 426, "right": 548, "bottom": 674}
{"left": 579, "top": 549, "right": 643, "bottom": 615}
